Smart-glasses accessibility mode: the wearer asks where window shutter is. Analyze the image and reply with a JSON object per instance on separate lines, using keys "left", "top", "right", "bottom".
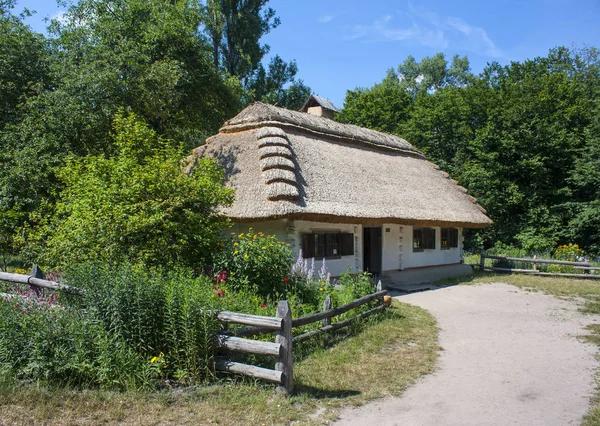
{"left": 302, "top": 234, "right": 314, "bottom": 258}
{"left": 424, "top": 228, "right": 436, "bottom": 249}
{"left": 340, "top": 233, "right": 354, "bottom": 256}
{"left": 449, "top": 228, "right": 459, "bottom": 248}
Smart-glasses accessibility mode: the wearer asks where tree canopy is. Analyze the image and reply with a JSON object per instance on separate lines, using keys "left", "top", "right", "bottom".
{"left": 340, "top": 48, "right": 600, "bottom": 256}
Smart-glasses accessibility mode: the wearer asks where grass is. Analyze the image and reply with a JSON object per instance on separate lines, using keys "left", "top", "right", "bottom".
{"left": 0, "top": 300, "right": 438, "bottom": 425}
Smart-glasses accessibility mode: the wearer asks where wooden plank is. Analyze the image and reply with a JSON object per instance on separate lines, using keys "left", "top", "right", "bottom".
{"left": 293, "top": 304, "right": 385, "bottom": 344}
{"left": 216, "top": 311, "right": 282, "bottom": 329}
{"left": 275, "top": 300, "right": 293, "bottom": 394}
{"left": 229, "top": 325, "right": 276, "bottom": 337}
{"left": 217, "top": 335, "right": 281, "bottom": 357}
{"left": 322, "top": 295, "right": 331, "bottom": 327}
{"left": 0, "top": 272, "right": 83, "bottom": 295}
{"left": 215, "top": 359, "right": 282, "bottom": 384}
{"left": 483, "top": 255, "right": 589, "bottom": 267}
{"left": 486, "top": 267, "right": 541, "bottom": 274}
{"left": 292, "top": 290, "right": 387, "bottom": 327}
{"left": 486, "top": 267, "right": 600, "bottom": 279}
{"left": 574, "top": 266, "right": 600, "bottom": 271}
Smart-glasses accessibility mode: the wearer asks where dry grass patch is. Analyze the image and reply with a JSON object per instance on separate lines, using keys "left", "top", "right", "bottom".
{"left": 0, "top": 300, "right": 438, "bottom": 425}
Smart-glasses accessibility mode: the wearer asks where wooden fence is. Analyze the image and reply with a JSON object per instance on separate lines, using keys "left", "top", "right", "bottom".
{"left": 479, "top": 251, "right": 600, "bottom": 279}
{"left": 215, "top": 282, "right": 389, "bottom": 394}
{"left": 1, "top": 266, "right": 390, "bottom": 395}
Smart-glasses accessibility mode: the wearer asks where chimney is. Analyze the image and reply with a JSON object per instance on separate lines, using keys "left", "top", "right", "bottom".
{"left": 299, "top": 95, "right": 339, "bottom": 120}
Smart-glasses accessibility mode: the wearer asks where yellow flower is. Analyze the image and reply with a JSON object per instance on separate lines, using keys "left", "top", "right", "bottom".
{"left": 253, "top": 235, "right": 257, "bottom": 240}
{"left": 319, "top": 287, "right": 324, "bottom": 291}
{"left": 258, "top": 256, "right": 262, "bottom": 259}
{"left": 286, "top": 244, "right": 290, "bottom": 247}
{"left": 238, "top": 234, "right": 244, "bottom": 238}
{"left": 258, "top": 232, "right": 264, "bottom": 236}
{"left": 234, "top": 242, "right": 238, "bottom": 246}
{"left": 248, "top": 227, "right": 253, "bottom": 231}
{"left": 234, "top": 250, "right": 239, "bottom": 255}
{"left": 262, "top": 246, "right": 266, "bottom": 250}
{"left": 150, "top": 356, "right": 160, "bottom": 363}
{"left": 244, "top": 254, "right": 249, "bottom": 259}
{"left": 231, "top": 232, "right": 235, "bottom": 235}
{"left": 270, "top": 244, "right": 274, "bottom": 247}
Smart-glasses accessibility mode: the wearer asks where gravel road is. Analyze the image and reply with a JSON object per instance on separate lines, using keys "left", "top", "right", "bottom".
{"left": 335, "top": 282, "right": 598, "bottom": 426}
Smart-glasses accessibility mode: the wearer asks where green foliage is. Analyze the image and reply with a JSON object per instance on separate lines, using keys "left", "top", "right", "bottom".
{"left": 39, "top": 112, "right": 233, "bottom": 269}
{"left": 213, "top": 229, "right": 293, "bottom": 298}
{"left": 0, "top": 264, "right": 225, "bottom": 390}
{"left": 339, "top": 46, "right": 600, "bottom": 256}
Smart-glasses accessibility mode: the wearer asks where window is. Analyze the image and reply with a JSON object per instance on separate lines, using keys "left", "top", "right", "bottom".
{"left": 303, "top": 232, "right": 354, "bottom": 258}
{"left": 413, "top": 228, "right": 435, "bottom": 252}
{"left": 441, "top": 228, "right": 459, "bottom": 249}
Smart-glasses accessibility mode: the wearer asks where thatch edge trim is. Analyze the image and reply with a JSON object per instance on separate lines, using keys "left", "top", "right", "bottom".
{"left": 219, "top": 121, "right": 427, "bottom": 159}
{"left": 225, "top": 212, "right": 492, "bottom": 228}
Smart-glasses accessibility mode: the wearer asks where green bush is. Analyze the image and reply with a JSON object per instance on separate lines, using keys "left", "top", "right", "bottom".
{"left": 213, "top": 229, "right": 293, "bottom": 298}
{"left": 36, "top": 112, "right": 234, "bottom": 270}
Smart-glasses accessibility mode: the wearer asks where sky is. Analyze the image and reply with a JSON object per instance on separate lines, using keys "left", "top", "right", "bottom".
{"left": 15, "top": 0, "right": 600, "bottom": 108}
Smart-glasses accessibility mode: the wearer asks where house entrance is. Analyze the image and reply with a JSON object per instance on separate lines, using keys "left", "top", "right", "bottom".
{"left": 363, "top": 227, "right": 382, "bottom": 276}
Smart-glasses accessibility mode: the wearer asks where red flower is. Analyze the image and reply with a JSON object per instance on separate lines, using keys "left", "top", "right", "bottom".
{"left": 283, "top": 277, "right": 289, "bottom": 282}
{"left": 260, "top": 303, "right": 266, "bottom": 309}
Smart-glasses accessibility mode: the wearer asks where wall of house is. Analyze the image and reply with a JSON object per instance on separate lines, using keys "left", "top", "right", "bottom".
{"left": 231, "top": 220, "right": 463, "bottom": 275}
{"left": 292, "top": 220, "right": 362, "bottom": 277}
{"left": 400, "top": 225, "right": 463, "bottom": 269}
{"left": 231, "top": 220, "right": 363, "bottom": 277}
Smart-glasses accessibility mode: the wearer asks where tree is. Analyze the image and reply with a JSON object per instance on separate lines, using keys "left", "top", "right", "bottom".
{"left": 337, "top": 69, "right": 413, "bottom": 135}
{"left": 0, "top": 0, "right": 241, "bottom": 220}
{"left": 203, "top": 0, "right": 310, "bottom": 107}
{"left": 0, "top": 1, "right": 50, "bottom": 129}
{"left": 40, "top": 112, "right": 234, "bottom": 269}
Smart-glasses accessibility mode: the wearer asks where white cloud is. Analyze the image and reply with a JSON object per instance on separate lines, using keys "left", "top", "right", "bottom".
{"left": 50, "top": 10, "right": 68, "bottom": 25}
{"left": 346, "top": 5, "right": 503, "bottom": 58}
{"left": 318, "top": 15, "right": 333, "bottom": 23}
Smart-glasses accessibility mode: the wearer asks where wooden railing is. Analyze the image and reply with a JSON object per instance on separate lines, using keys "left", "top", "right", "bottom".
{"left": 479, "top": 252, "right": 599, "bottom": 279}
{"left": 215, "top": 282, "right": 389, "bottom": 394}
{"left": 1, "top": 267, "right": 389, "bottom": 395}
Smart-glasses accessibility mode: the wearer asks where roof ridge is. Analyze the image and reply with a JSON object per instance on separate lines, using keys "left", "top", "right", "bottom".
{"left": 220, "top": 102, "right": 424, "bottom": 157}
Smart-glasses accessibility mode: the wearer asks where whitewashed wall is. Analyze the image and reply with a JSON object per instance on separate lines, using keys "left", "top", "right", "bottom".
{"left": 400, "top": 225, "right": 462, "bottom": 269}
{"left": 231, "top": 220, "right": 463, "bottom": 275}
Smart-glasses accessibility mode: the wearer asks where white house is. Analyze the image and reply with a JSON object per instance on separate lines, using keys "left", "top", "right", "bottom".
{"left": 187, "top": 97, "right": 492, "bottom": 282}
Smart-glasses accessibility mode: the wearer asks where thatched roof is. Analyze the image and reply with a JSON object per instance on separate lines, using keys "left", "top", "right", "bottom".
{"left": 188, "top": 102, "right": 492, "bottom": 228}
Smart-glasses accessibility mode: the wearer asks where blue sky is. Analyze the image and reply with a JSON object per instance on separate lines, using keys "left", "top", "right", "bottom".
{"left": 15, "top": 0, "right": 600, "bottom": 108}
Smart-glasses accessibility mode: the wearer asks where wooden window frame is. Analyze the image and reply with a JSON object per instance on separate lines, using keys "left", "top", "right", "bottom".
{"left": 441, "top": 228, "right": 459, "bottom": 250}
{"left": 413, "top": 227, "right": 436, "bottom": 252}
{"left": 303, "top": 232, "right": 354, "bottom": 259}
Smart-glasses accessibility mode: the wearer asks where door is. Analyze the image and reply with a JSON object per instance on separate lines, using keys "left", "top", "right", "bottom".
{"left": 363, "top": 227, "right": 382, "bottom": 275}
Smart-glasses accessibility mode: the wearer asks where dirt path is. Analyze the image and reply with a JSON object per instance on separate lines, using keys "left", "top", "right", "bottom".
{"left": 335, "top": 283, "right": 598, "bottom": 426}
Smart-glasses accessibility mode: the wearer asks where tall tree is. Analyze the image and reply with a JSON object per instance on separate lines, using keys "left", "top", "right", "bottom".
{"left": 203, "top": 0, "right": 310, "bottom": 108}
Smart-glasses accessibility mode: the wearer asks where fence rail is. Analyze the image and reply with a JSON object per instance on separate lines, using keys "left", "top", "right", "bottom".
{"left": 479, "top": 252, "right": 599, "bottom": 279}
{"left": 215, "top": 282, "right": 389, "bottom": 394}
{"left": 1, "top": 266, "right": 389, "bottom": 395}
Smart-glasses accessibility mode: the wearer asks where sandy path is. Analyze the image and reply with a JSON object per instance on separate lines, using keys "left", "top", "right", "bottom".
{"left": 335, "top": 283, "right": 598, "bottom": 426}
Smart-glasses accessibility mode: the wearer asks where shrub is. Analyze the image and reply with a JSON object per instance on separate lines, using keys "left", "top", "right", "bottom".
{"left": 213, "top": 229, "right": 293, "bottom": 298}
{"left": 553, "top": 243, "right": 587, "bottom": 262}
{"left": 0, "top": 263, "right": 223, "bottom": 390}
{"left": 37, "top": 112, "right": 234, "bottom": 270}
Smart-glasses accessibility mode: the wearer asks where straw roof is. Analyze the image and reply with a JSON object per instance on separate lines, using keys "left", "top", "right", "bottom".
{"left": 188, "top": 102, "right": 492, "bottom": 228}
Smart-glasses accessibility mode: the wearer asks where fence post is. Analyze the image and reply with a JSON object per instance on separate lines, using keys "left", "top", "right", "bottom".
{"left": 480, "top": 251, "right": 486, "bottom": 272}
{"left": 322, "top": 295, "right": 331, "bottom": 327}
{"left": 29, "top": 264, "right": 43, "bottom": 296}
{"left": 275, "top": 300, "right": 293, "bottom": 394}
{"left": 532, "top": 255, "right": 537, "bottom": 271}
